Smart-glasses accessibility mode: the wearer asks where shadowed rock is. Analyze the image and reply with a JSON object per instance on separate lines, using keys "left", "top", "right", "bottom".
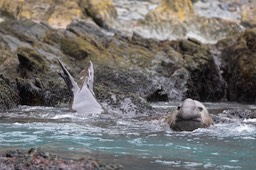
{"left": 220, "top": 29, "right": 256, "bottom": 102}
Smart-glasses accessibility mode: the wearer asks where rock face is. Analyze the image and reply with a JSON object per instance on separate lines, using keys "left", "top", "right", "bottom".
{"left": 145, "top": 0, "right": 195, "bottom": 22}
{"left": 137, "top": 0, "right": 242, "bottom": 42}
{"left": 0, "top": 18, "right": 230, "bottom": 112}
{"left": 0, "top": 0, "right": 117, "bottom": 29}
{"left": 241, "top": 1, "right": 256, "bottom": 27}
{"left": 0, "top": 19, "right": 70, "bottom": 109}
{"left": 0, "top": 0, "right": 248, "bottom": 43}
{"left": 0, "top": 1, "right": 255, "bottom": 111}
{"left": 220, "top": 29, "right": 256, "bottom": 103}
{"left": 80, "top": 0, "right": 117, "bottom": 29}
{"left": 0, "top": 75, "right": 19, "bottom": 110}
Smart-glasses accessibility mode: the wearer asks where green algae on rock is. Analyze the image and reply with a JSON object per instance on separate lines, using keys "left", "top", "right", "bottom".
{"left": 17, "top": 47, "right": 48, "bottom": 75}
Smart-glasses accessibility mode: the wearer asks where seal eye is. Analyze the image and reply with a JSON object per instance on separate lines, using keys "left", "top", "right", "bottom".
{"left": 197, "top": 107, "right": 203, "bottom": 112}
{"left": 177, "top": 105, "right": 181, "bottom": 110}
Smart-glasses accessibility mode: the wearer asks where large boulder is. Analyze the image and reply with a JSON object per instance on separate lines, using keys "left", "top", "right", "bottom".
{"left": 220, "top": 29, "right": 256, "bottom": 103}
{"left": 0, "top": 19, "right": 70, "bottom": 108}
{"left": 80, "top": 0, "right": 117, "bottom": 29}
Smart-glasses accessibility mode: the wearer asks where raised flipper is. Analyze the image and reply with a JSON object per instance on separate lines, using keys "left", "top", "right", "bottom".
{"left": 57, "top": 59, "right": 79, "bottom": 96}
{"left": 58, "top": 59, "right": 104, "bottom": 114}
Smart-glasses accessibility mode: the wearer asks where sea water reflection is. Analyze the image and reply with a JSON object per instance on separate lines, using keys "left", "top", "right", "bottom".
{"left": 0, "top": 102, "right": 255, "bottom": 169}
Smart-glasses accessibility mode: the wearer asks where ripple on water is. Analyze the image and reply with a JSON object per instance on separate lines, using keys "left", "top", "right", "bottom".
{"left": 1, "top": 105, "right": 256, "bottom": 170}
{"left": 194, "top": 123, "right": 256, "bottom": 138}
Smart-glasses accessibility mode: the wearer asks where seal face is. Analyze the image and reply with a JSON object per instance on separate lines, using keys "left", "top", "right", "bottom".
{"left": 166, "top": 98, "right": 213, "bottom": 131}
{"left": 58, "top": 60, "right": 104, "bottom": 114}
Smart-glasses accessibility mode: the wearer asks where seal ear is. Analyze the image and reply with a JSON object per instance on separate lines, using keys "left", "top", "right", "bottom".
{"left": 177, "top": 105, "right": 181, "bottom": 110}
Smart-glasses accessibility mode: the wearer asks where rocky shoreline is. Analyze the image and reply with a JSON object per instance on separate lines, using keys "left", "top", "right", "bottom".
{"left": 0, "top": 17, "right": 255, "bottom": 112}
{"left": 0, "top": 0, "right": 255, "bottom": 169}
{"left": 0, "top": 148, "right": 123, "bottom": 170}
{"left": 0, "top": 0, "right": 255, "bottom": 112}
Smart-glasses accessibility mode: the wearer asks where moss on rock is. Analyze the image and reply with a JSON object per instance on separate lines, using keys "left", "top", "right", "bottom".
{"left": 17, "top": 47, "right": 48, "bottom": 77}
{"left": 61, "top": 36, "right": 98, "bottom": 60}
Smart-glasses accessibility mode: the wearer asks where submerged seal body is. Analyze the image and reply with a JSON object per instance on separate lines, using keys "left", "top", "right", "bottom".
{"left": 58, "top": 60, "right": 104, "bottom": 114}
{"left": 166, "top": 98, "right": 213, "bottom": 131}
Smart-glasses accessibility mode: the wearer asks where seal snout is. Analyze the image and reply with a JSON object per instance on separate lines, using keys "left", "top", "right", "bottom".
{"left": 166, "top": 98, "right": 213, "bottom": 131}
{"left": 176, "top": 98, "right": 200, "bottom": 121}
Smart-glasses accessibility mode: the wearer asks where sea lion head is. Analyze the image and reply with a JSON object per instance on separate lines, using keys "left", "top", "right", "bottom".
{"left": 166, "top": 98, "right": 213, "bottom": 131}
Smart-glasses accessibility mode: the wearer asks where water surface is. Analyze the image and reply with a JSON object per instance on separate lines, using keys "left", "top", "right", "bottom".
{"left": 0, "top": 102, "right": 255, "bottom": 169}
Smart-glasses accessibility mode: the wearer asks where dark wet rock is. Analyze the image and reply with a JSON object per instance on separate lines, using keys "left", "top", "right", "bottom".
{"left": 0, "top": 20, "right": 71, "bottom": 108}
{"left": 223, "top": 110, "right": 256, "bottom": 119}
{"left": 0, "top": 75, "right": 19, "bottom": 110}
{"left": 220, "top": 29, "right": 256, "bottom": 103}
{"left": 212, "top": 109, "right": 256, "bottom": 124}
{"left": 0, "top": 148, "right": 123, "bottom": 170}
{"left": 16, "top": 78, "right": 45, "bottom": 106}
{"left": 95, "top": 84, "right": 154, "bottom": 116}
{"left": 169, "top": 39, "right": 226, "bottom": 101}
{"left": 17, "top": 47, "right": 48, "bottom": 76}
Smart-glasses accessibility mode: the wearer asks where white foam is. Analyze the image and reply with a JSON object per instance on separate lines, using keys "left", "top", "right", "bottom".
{"left": 52, "top": 114, "right": 75, "bottom": 119}
{"left": 243, "top": 118, "right": 256, "bottom": 123}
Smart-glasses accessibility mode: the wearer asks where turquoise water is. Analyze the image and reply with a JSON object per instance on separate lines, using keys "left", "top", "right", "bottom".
{"left": 0, "top": 103, "right": 255, "bottom": 169}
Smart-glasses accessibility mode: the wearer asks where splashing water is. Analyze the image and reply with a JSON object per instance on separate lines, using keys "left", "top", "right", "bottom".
{"left": 0, "top": 102, "right": 255, "bottom": 169}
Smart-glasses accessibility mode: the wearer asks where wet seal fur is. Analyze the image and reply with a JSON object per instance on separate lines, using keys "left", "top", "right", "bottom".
{"left": 165, "top": 98, "right": 213, "bottom": 131}
{"left": 57, "top": 59, "right": 104, "bottom": 114}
